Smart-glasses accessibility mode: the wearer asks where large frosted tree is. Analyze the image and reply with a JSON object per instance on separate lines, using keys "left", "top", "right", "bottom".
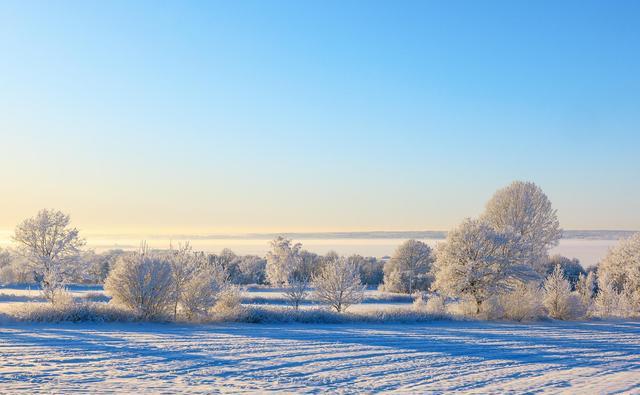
{"left": 482, "top": 181, "right": 562, "bottom": 271}
{"left": 383, "top": 239, "right": 434, "bottom": 294}
{"left": 432, "top": 218, "right": 535, "bottom": 314}
{"left": 13, "top": 209, "right": 85, "bottom": 303}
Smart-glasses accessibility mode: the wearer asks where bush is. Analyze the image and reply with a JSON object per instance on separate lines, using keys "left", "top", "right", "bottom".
{"left": 212, "top": 286, "right": 245, "bottom": 320}
{"left": 486, "top": 283, "right": 544, "bottom": 321}
{"left": 104, "top": 250, "right": 174, "bottom": 320}
{"left": 241, "top": 306, "right": 454, "bottom": 324}
{"left": 9, "top": 302, "right": 138, "bottom": 323}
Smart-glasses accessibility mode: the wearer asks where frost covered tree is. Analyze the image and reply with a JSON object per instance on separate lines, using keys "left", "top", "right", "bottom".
{"left": 594, "top": 272, "right": 623, "bottom": 317}
{"left": 597, "top": 233, "right": 640, "bottom": 314}
{"left": 265, "top": 236, "right": 304, "bottom": 286}
{"left": 383, "top": 240, "right": 434, "bottom": 294}
{"left": 542, "top": 264, "right": 581, "bottom": 320}
{"left": 168, "top": 243, "right": 201, "bottom": 320}
{"left": 285, "top": 276, "right": 310, "bottom": 310}
{"left": 104, "top": 244, "right": 174, "bottom": 319}
{"left": 313, "top": 257, "right": 364, "bottom": 312}
{"left": 575, "top": 271, "right": 596, "bottom": 309}
{"left": 180, "top": 261, "right": 228, "bottom": 320}
{"left": 236, "top": 255, "right": 267, "bottom": 284}
{"left": 13, "top": 209, "right": 85, "bottom": 303}
{"left": 482, "top": 181, "right": 562, "bottom": 271}
{"left": 542, "top": 255, "right": 586, "bottom": 289}
{"left": 432, "top": 218, "right": 536, "bottom": 314}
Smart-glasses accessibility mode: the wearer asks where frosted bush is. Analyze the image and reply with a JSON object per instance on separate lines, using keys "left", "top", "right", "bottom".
{"left": 496, "top": 283, "right": 544, "bottom": 321}
{"left": 212, "top": 286, "right": 245, "bottom": 320}
{"left": 425, "top": 295, "right": 447, "bottom": 315}
{"left": 11, "top": 302, "right": 137, "bottom": 323}
{"left": 180, "top": 269, "right": 223, "bottom": 321}
{"left": 104, "top": 247, "right": 174, "bottom": 320}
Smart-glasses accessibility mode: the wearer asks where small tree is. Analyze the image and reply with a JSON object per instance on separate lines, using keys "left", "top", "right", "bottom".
{"left": 285, "top": 277, "right": 310, "bottom": 310}
{"left": 576, "top": 271, "right": 596, "bottom": 310}
{"left": 594, "top": 273, "right": 623, "bottom": 318}
{"left": 383, "top": 240, "right": 433, "bottom": 294}
{"left": 543, "top": 264, "right": 580, "bottom": 320}
{"left": 104, "top": 244, "right": 174, "bottom": 320}
{"left": 13, "top": 209, "right": 85, "bottom": 303}
{"left": 313, "top": 257, "right": 364, "bottom": 312}
{"left": 265, "top": 236, "right": 302, "bottom": 286}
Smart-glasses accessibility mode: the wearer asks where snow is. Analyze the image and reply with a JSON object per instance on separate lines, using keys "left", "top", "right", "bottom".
{"left": 1, "top": 320, "right": 639, "bottom": 393}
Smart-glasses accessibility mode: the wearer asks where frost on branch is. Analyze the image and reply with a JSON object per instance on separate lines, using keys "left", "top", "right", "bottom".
{"left": 313, "top": 257, "right": 364, "bottom": 312}
{"left": 13, "top": 209, "right": 85, "bottom": 303}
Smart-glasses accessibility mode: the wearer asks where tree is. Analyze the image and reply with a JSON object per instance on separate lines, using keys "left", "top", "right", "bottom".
{"left": 285, "top": 276, "right": 310, "bottom": 310}
{"left": 265, "top": 236, "right": 303, "bottom": 286}
{"left": 383, "top": 240, "right": 434, "bottom": 294}
{"left": 104, "top": 244, "right": 174, "bottom": 319}
{"left": 543, "top": 264, "right": 580, "bottom": 319}
{"left": 597, "top": 233, "right": 640, "bottom": 313}
{"left": 351, "top": 255, "right": 384, "bottom": 286}
{"left": 168, "top": 243, "right": 201, "bottom": 320}
{"left": 594, "top": 272, "right": 623, "bottom": 318}
{"left": 576, "top": 271, "right": 596, "bottom": 309}
{"left": 313, "top": 257, "right": 364, "bottom": 312}
{"left": 236, "top": 255, "right": 267, "bottom": 285}
{"left": 482, "top": 181, "right": 562, "bottom": 271}
{"left": 543, "top": 255, "right": 586, "bottom": 289}
{"left": 13, "top": 209, "right": 85, "bottom": 303}
{"left": 432, "top": 218, "right": 535, "bottom": 314}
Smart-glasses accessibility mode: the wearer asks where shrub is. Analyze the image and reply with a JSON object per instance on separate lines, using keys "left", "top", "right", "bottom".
{"left": 212, "top": 286, "right": 245, "bottom": 320}
{"left": 494, "top": 283, "right": 544, "bottom": 321}
{"left": 10, "top": 302, "right": 138, "bottom": 323}
{"left": 104, "top": 248, "right": 174, "bottom": 320}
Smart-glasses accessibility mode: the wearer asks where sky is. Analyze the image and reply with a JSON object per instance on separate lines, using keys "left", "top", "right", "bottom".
{"left": 0, "top": 0, "right": 639, "bottom": 236}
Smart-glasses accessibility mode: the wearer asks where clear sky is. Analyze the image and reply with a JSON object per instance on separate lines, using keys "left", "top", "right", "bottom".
{"left": 0, "top": 0, "right": 639, "bottom": 235}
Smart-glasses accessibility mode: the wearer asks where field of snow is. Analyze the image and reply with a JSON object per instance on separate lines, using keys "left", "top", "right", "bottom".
{"left": 1, "top": 320, "right": 639, "bottom": 393}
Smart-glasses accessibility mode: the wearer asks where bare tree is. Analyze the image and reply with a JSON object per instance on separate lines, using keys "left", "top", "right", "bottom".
{"left": 285, "top": 277, "right": 310, "bottom": 310}
{"left": 313, "top": 257, "right": 364, "bottom": 312}
{"left": 482, "top": 181, "right": 562, "bottom": 271}
{"left": 13, "top": 209, "right": 85, "bottom": 303}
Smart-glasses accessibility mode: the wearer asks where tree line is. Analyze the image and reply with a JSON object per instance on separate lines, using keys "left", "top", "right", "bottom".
{"left": 1, "top": 180, "right": 639, "bottom": 320}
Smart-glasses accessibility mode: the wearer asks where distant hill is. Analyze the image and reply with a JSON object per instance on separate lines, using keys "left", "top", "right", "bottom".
{"left": 159, "top": 230, "right": 637, "bottom": 241}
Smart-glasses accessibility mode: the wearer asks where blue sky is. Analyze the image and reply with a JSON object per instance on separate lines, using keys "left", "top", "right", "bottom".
{"left": 0, "top": 1, "right": 639, "bottom": 233}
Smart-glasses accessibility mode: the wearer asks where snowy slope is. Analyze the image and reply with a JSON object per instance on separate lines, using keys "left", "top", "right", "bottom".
{"left": 1, "top": 320, "right": 639, "bottom": 393}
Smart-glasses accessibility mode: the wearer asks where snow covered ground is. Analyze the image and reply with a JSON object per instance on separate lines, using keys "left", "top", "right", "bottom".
{"left": 1, "top": 320, "right": 639, "bottom": 393}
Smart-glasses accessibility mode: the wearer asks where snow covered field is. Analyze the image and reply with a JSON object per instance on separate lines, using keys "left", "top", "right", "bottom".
{"left": 1, "top": 320, "right": 639, "bottom": 393}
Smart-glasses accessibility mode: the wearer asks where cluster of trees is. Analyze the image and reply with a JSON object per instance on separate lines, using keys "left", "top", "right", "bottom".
{"left": 5, "top": 180, "right": 640, "bottom": 320}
